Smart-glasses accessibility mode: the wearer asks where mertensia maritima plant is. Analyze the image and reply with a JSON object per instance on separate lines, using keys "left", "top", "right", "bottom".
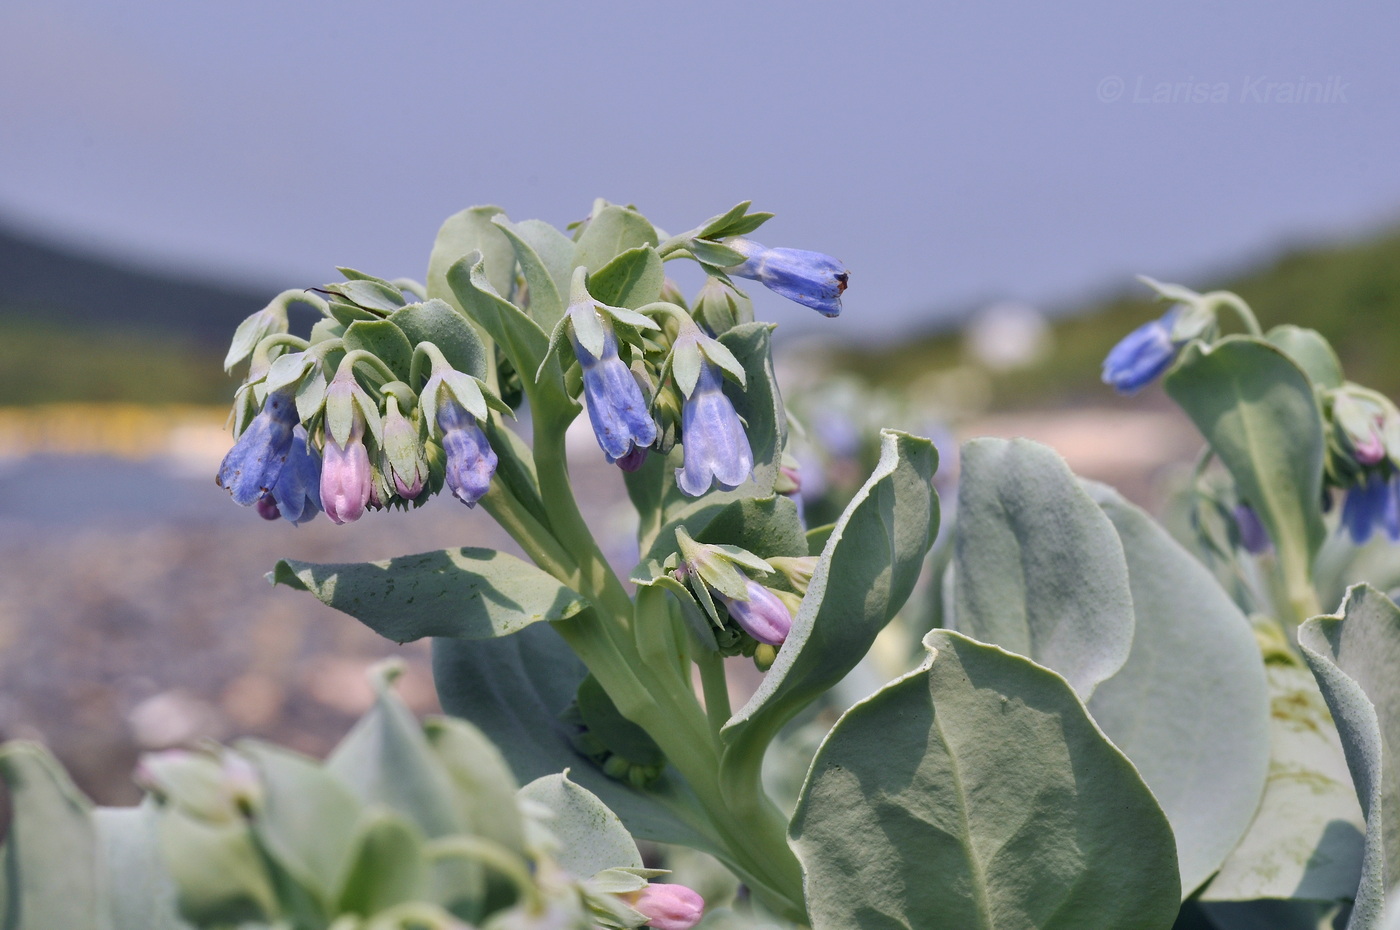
{"left": 6, "top": 198, "right": 1400, "bottom": 930}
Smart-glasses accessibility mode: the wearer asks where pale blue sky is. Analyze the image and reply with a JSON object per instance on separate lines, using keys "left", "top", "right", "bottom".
{"left": 1, "top": 0, "right": 1397, "bottom": 338}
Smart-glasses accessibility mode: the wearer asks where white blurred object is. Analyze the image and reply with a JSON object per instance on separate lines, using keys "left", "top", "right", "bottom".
{"left": 964, "top": 301, "right": 1052, "bottom": 372}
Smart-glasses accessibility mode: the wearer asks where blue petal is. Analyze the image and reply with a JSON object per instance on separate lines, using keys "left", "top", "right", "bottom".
{"left": 1101, "top": 314, "right": 1180, "bottom": 394}
{"left": 676, "top": 364, "right": 753, "bottom": 497}
{"left": 442, "top": 410, "right": 498, "bottom": 507}
{"left": 216, "top": 389, "right": 298, "bottom": 506}
{"left": 576, "top": 330, "right": 656, "bottom": 461}
{"left": 725, "top": 241, "right": 848, "bottom": 317}
{"left": 270, "top": 427, "right": 322, "bottom": 524}
{"left": 1343, "top": 472, "right": 1394, "bottom": 544}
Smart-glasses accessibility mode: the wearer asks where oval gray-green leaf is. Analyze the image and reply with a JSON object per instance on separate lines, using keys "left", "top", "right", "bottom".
{"left": 1268, "top": 325, "right": 1344, "bottom": 391}
{"left": 573, "top": 204, "right": 658, "bottom": 275}
{"left": 790, "top": 630, "right": 1180, "bottom": 930}
{"left": 93, "top": 804, "right": 193, "bottom": 930}
{"left": 1299, "top": 585, "right": 1400, "bottom": 930}
{"left": 1164, "top": 336, "right": 1326, "bottom": 608}
{"left": 493, "top": 217, "right": 575, "bottom": 332}
{"left": 1083, "top": 481, "right": 1270, "bottom": 896}
{"left": 428, "top": 206, "right": 517, "bottom": 308}
{"left": 0, "top": 742, "right": 100, "bottom": 930}
{"left": 271, "top": 547, "right": 586, "bottom": 642}
{"left": 950, "top": 438, "right": 1134, "bottom": 699}
{"left": 390, "top": 299, "right": 487, "bottom": 381}
{"left": 723, "top": 430, "right": 938, "bottom": 753}
{"left": 343, "top": 319, "right": 415, "bottom": 382}
{"left": 518, "top": 773, "right": 643, "bottom": 877}
{"left": 1201, "top": 630, "right": 1364, "bottom": 904}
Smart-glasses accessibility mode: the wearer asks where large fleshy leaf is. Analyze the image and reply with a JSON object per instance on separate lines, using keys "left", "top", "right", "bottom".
{"left": 235, "top": 741, "right": 362, "bottom": 908}
{"left": 326, "top": 664, "right": 467, "bottom": 840}
{"left": 588, "top": 246, "right": 664, "bottom": 311}
{"left": 428, "top": 206, "right": 517, "bottom": 309}
{"left": 1083, "top": 482, "right": 1271, "bottom": 896}
{"left": 1165, "top": 336, "right": 1327, "bottom": 613}
{"left": 1299, "top": 585, "right": 1400, "bottom": 929}
{"left": 271, "top": 547, "right": 586, "bottom": 643}
{"left": 1200, "top": 628, "right": 1364, "bottom": 903}
{"left": 93, "top": 804, "right": 192, "bottom": 930}
{"left": 0, "top": 742, "right": 101, "bottom": 930}
{"left": 722, "top": 430, "right": 938, "bottom": 752}
{"left": 446, "top": 252, "right": 572, "bottom": 413}
{"left": 492, "top": 217, "right": 576, "bottom": 333}
{"left": 572, "top": 203, "right": 658, "bottom": 275}
{"left": 789, "top": 630, "right": 1180, "bottom": 930}
{"left": 432, "top": 626, "right": 717, "bottom": 853}
{"left": 1267, "top": 325, "right": 1345, "bottom": 391}
{"left": 950, "top": 438, "right": 1134, "bottom": 699}
{"left": 518, "top": 774, "right": 643, "bottom": 877}
{"left": 390, "top": 299, "right": 488, "bottom": 381}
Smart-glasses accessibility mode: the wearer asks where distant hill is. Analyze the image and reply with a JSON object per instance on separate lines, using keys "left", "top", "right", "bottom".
{"left": 0, "top": 221, "right": 277, "bottom": 404}
{"left": 0, "top": 220, "right": 269, "bottom": 340}
{"left": 832, "top": 227, "right": 1400, "bottom": 405}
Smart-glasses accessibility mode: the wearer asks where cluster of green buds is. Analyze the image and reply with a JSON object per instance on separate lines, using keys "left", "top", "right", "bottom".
{"left": 668, "top": 529, "right": 815, "bottom": 670}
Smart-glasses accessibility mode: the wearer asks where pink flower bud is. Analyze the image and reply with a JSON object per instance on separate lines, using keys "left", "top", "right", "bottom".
{"left": 632, "top": 884, "right": 704, "bottom": 930}
{"left": 321, "top": 427, "right": 372, "bottom": 525}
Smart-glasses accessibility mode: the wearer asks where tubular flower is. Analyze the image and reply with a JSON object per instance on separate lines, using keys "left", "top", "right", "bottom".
{"left": 1101, "top": 309, "right": 1183, "bottom": 394}
{"left": 216, "top": 386, "right": 298, "bottom": 506}
{"left": 1342, "top": 472, "right": 1400, "bottom": 544}
{"left": 438, "top": 397, "right": 497, "bottom": 506}
{"left": 721, "top": 237, "right": 848, "bottom": 317}
{"left": 266, "top": 426, "right": 322, "bottom": 524}
{"left": 572, "top": 323, "right": 657, "bottom": 464}
{"left": 320, "top": 416, "right": 372, "bottom": 525}
{"left": 715, "top": 579, "right": 793, "bottom": 646}
{"left": 676, "top": 361, "right": 753, "bottom": 497}
{"left": 630, "top": 884, "right": 705, "bottom": 930}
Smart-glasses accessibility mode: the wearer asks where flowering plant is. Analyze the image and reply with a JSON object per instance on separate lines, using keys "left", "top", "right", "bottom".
{"left": 5, "top": 200, "right": 1400, "bottom": 930}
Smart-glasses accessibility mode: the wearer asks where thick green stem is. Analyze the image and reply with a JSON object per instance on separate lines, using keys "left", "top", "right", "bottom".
{"left": 696, "top": 650, "right": 731, "bottom": 736}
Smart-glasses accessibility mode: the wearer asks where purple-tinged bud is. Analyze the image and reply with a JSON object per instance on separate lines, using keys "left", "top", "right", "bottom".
{"left": 776, "top": 463, "right": 802, "bottom": 496}
{"left": 381, "top": 396, "right": 427, "bottom": 500}
{"left": 630, "top": 884, "right": 704, "bottom": 930}
{"left": 1101, "top": 309, "right": 1183, "bottom": 395}
{"left": 716, "top": 580, "right": 792, "bottom": 646}
{"left": 676, "top": 362, "right": 753, "bottom": 497}
{"left": 722, "top": 237, "right": 848, "bottom": 318}
{"left": 1355, "top": 432, "right": 1388, "bottom": 467}
{"left": 216, "top": 387, "right": 299, "bottom": 506}
{"left": 1233, "top": 504, "right": 1271, "bottom": 554}
{"left": 321, "top": 416, "right": 372, "bottom": 525}
{"left": 438, "top": 397, "right": 497, "bottom": 506}
{"left": 572, "top": 321, "right": 658, "bottom": 464}
{"left": 255, "top": 494, "right": 280, "bottom": 521}
{"left": 616, "top": 445, "right": 649, "bottom": 472}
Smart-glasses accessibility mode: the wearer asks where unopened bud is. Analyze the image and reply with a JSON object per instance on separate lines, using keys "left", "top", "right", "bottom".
{"left": 631, "top": 884, "right": 704, "bottom": 930}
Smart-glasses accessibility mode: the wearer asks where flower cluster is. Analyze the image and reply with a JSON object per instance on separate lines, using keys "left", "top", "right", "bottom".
{"left": 217, "top": 271, "right": 502, "bottom": 524}
{"left": 669, "top": 529, "right": 815, "bottom": 668}
{"left": 1325, "top": 385, "right": 1400, "bottom": 544}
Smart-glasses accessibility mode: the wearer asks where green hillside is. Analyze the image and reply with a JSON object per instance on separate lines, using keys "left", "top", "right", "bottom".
{"left": 834, "top": 227, "right": 1400, "bottom": 406}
